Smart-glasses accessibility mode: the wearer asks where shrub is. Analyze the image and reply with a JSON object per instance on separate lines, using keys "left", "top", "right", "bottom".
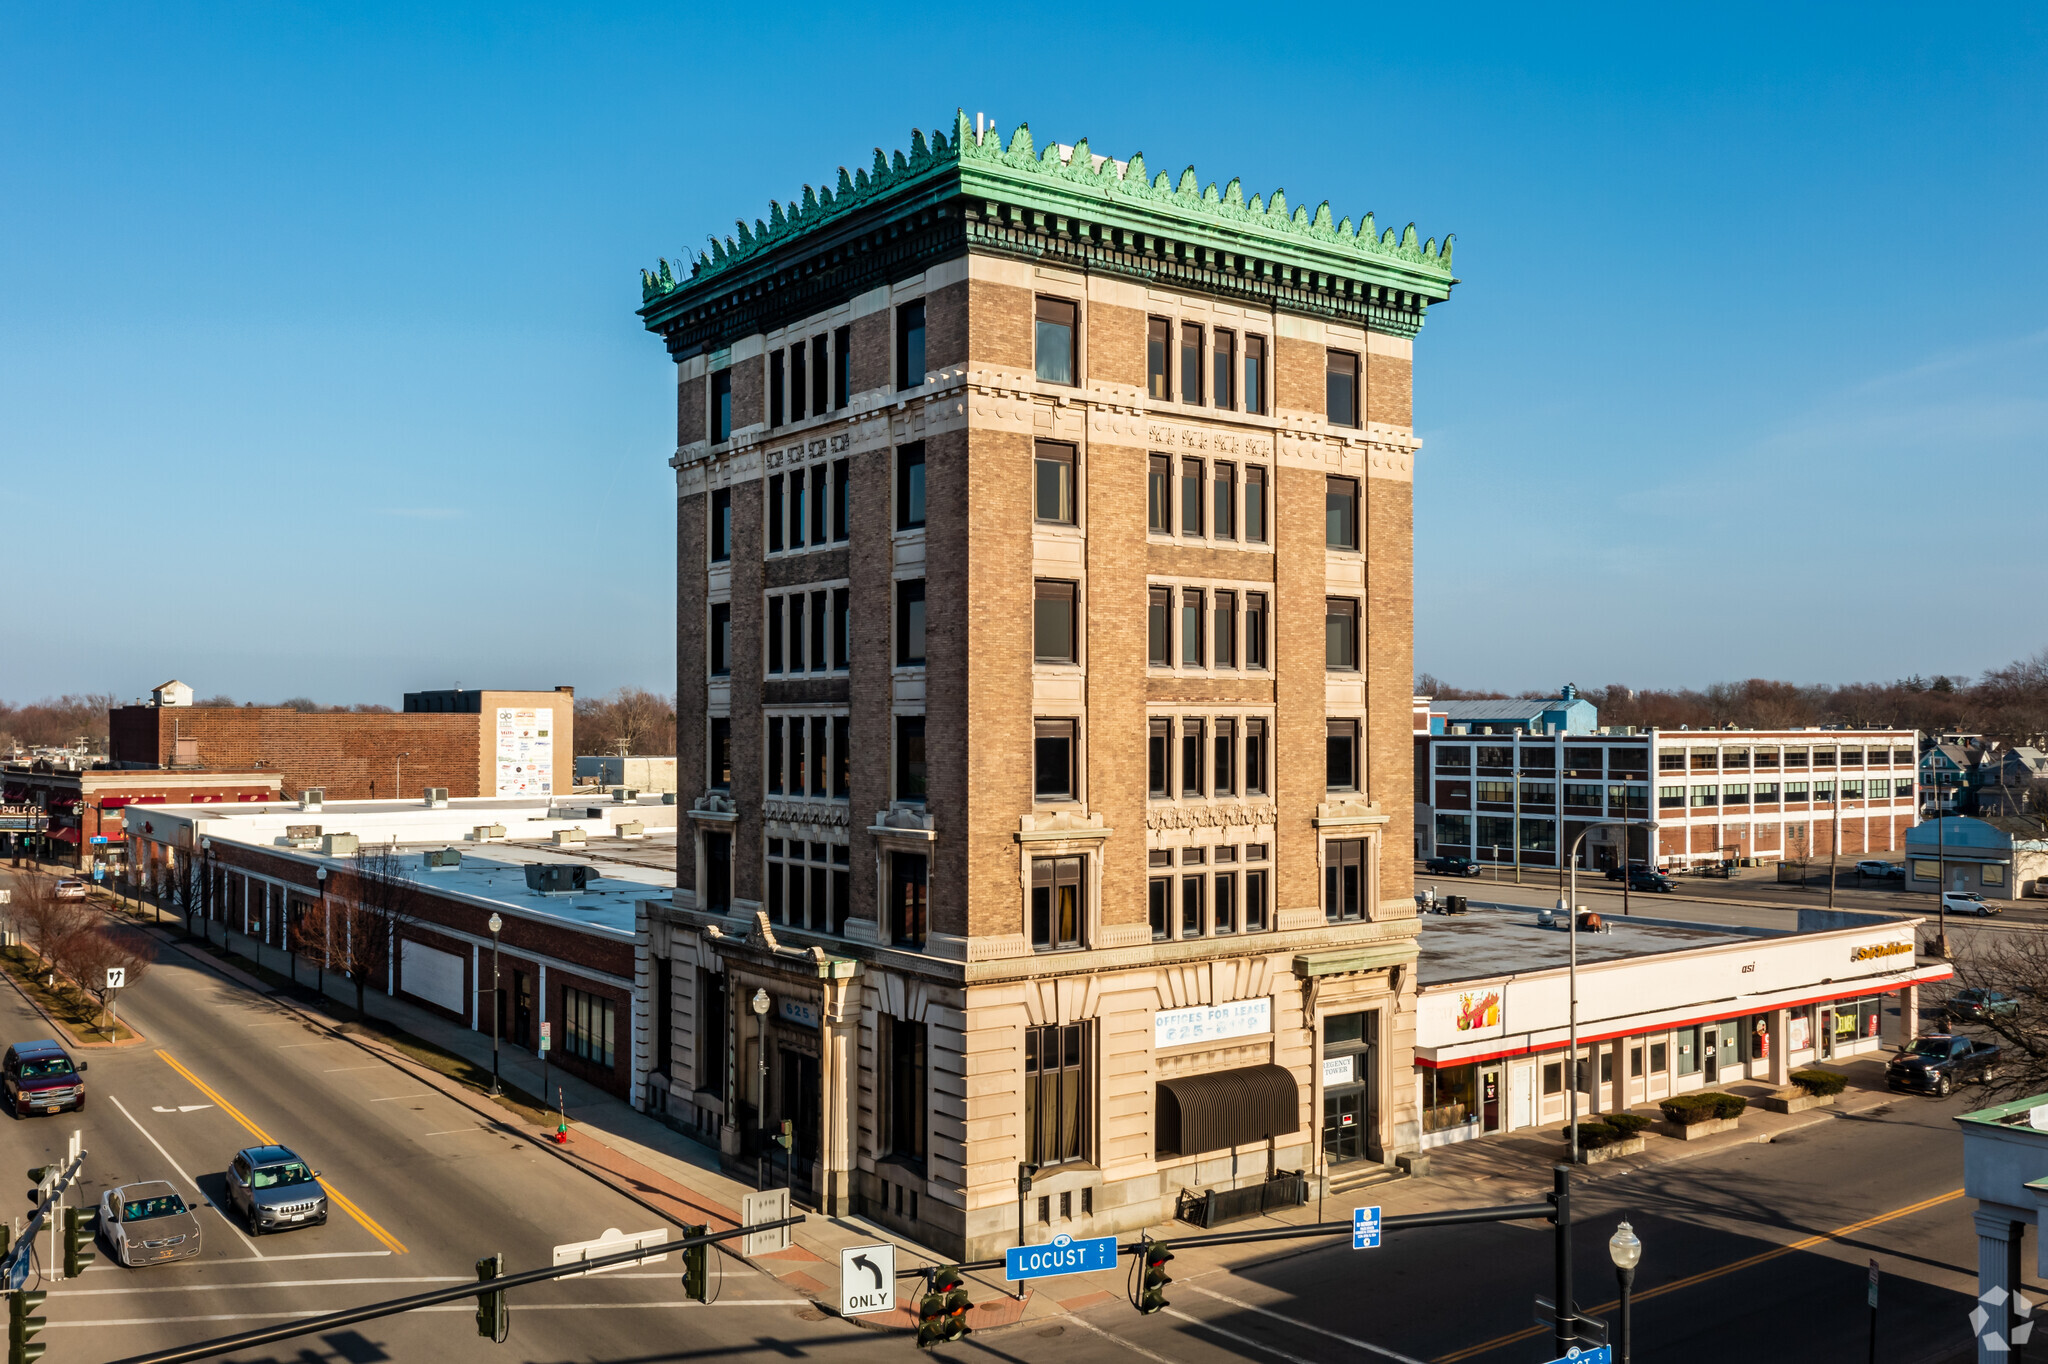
{"left": 1659, "top": 1093, "right": 1731, "bottom": 1125}
{"left": 1709, "top": 1093, "right": 1748, "bottom": 1120}
{"left": 1791, "top": 1069, "right": 1849, "bottom": 1097}
{"left": 1564, "top": 1121, "right": 1621, "bottom": 1148}
{"left": 1602, "top": 1112, "right": 1653, "bottom": 1137}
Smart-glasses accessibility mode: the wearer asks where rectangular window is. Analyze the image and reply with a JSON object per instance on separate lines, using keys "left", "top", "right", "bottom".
{"left": 1244, "top": 868, "right": 1268, "bottom": 931}
{"left": 788, "top": 467, "right": 808, "bottom": 549}
{"left": 811, "top": 334, "right": 827, "bottom": 414}
{"left": 789, "top": 716, "right": 808, "bottom": 796}
{"left": 1035, "top": 580, "right": 1078, "bottom": 663}
{"left": 1675, "top": 1026, "right": 1700, "bottom": 1076}
{"left": 1148, "top": 587, "right": 1172, "bottom": 666}
{"left": 789, "top": 342, "right": 807, "bottom": 421}
{"left": 1148, "top": 718, "right": 1172, "bottom": 798}
{"left": 710, "top": 488, "right": 731, "bottom": 562}
{"left": 831, "top": 459, "right": 850, "bottom": 541}
{"left": 1180, "top": 458, "right": 1204, "bottom": 537}
{"left": 766, "top": 474, "right": 785, "bottom": 553}
{"left": 810, "top": 713, "right": 827, "bottom": 796}
{"left": 1328, "top": 719, "right": 1359, "bottom": 791}
{"left": 1149, "top": 876, "right": 1171, "bottom": 940}
{"left": 1244, "top": 465, "right": 1267, "bottom": 543}
{"left": 1035, "top": 296, "right": 1077, "bottom": 385}
{"left": 709, "top": 716, "right": 731, "bottom": 790}
{"left": 710, "top": 369, "right": 732, "bottom": 443}
{"left": 1024, "top": 1023, "right": 1088, "bottom": 1166}
{"left": 1213, "top": 718, "right": 1236, "bottom": 796}
{"left": 897, "top": 579, "right": 926, "bottom": 666}
{"left": 793, "top": 593, "right": 814, "bottom": 672}
{"left": 810, "top": 464, "right": 827, "bottom": 545}
{"left": 1651, "top": 1041, "right": 1668, "bottom": 1073}
{"left": 766, "top": 718, "right": 784, "bottom": 795}
{"left": 1658, "top": 785, "right": 1684, "bottom": 809}
{"left": 769, "top": 349, "right": 785, "bottom": 427}
{"left": 1147, "top": 454, "right": 1172, "bottom": 533}
{"left": 1326, "top": 597, "right": 1359, "bottom": 669}
{"left": 709, "top": 603, "right": 730, "bottom": 676}
{"left": 1212, "top": 329, "right": 1235, "bottom": 408}
{"left": 832, "top": 587, "right": 850, "bottom": 670}
{"left": 1245, "top": 592, "right": 1268, "bottom": 669}
{"left": 1180, "top": 589, "right": 1205, "bottom": 667}
{"left": 1243, "top": 334, "right": 1267, "bottom": 415}
{"left": 1212, "top": 590, "right": 1237, "bottom": 668}
{"left": 1180, "top": 322, "right": 1203, "bottom": 405}
{"left": 896, "top": 300, "right": 925, "bottom": 391}
{"left": 1031, "top": 856, "right": 1085, "bottom": 950}
{"left": 1245, "top": 719, "right": 1268, "bottom": 796}
{"left": 897, "top": 443, "right": 926, "bottom": 529}
{"left": 833, "top": 716, "right": 850, "bottom": 798}
{"left": 1327, "top": 475, "right": 1359, "bottom": 550}
{"left": 767, "top": 596, "right": 785, "bottom": 673}
{"left": 886, "top": 1018, "right": 927, "bottom": 1166}
{"left": 832, "top": 325, "right": 851, "bottom": 408}
{"left": 1181, "top": 718, "right": 1205, "bottom": 797}
{"left": 1035, "top": 440, "right": 1077, "bottom": 525}
{"left": 1147, "top": 317, "right": 1172, "bottom": 400}
{"left": 1327, "top": 350, "right": 1360, "bottom": 428}
{"left": 1035, "top": 719, "right": 1076, "bottom": 800}
{"left": 1212, "top": 462, "right": 1236, "bottom": 540}
{"left": 1691, "top": 785, "right": 1719, "bottom": 807}
{"left": 889, "top": 851, "right": 928, "bottom": 947}
{"left": 1325, "top": 838, "right": 1366, "bottom": 922}
{"left": 895, "top": 715, "right": 926, "bottom": 802}
{"left": 563, "top": 987, "right": 616, "bottom": 1068}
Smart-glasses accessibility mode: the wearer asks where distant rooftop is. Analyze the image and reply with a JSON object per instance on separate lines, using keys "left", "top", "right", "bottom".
{"left": 1417, "top": 905, "right": 1767, "bottom": 987}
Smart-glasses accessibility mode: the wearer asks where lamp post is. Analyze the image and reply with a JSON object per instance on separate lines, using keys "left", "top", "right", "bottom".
{"left": 1609, "top": 1218, "right": 1642, "bottom": 1363}
{"left": 751, "top": 988, "right": 771, "bottom": 1142}
{"left": 1560, "top": 819, "right": 1632, "bottom": 1164}
{"left": 487, "top": 913, "right": 503, "bottom": 1096}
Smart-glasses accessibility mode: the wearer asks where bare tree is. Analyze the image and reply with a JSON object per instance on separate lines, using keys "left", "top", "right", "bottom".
{"left": 13, "top": 867, "right": 90, "bottom": 973}
{"left": 293, "top": 844, "right": 421, "bottom": 1020}
{"left": 1952, "top": 931, "right": 2048, "bottom": 1101}
{"left": 159, "top": 852, "right": 203, "bottom": 939}
{"left": 67, "top": 925, "right": 154, "bottom": 1037}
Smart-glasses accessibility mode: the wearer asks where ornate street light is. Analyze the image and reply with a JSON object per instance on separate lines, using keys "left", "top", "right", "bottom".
{"left": 1609, "top": 1218, "right": 1643, "bottom": 1362}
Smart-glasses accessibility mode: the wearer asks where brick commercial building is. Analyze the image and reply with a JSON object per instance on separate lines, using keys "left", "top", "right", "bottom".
{"left": 108, "top": 681, "right": 576, "bottom": 802}
{"left": 1, "top": 760, "right": 281, "bottom": 871}
{"left": 636, "top": 114, "right": 1457, "bottom": 1255}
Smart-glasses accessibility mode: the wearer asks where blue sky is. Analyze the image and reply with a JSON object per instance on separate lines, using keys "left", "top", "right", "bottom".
{"left": 3, "top": 5, "right": 2043, "bottom": 705}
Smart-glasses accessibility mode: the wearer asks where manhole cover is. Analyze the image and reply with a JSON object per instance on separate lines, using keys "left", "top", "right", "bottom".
{"left": 795, "top": 1307, "right": 828, "bottom": 1322}
{"left": 1037, "top": 1325, "right": 1066, "bottom": 1338}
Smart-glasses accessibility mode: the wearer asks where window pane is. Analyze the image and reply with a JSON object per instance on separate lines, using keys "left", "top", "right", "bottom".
{"left": 1035, "top": 442, "right": 1076, "bottom": 524}
{"left": 1326, "top": 598, "right": 1357, "bottom": 669}
{"left": 1035, "top": 721, "right": 1074, "bottom": 799}
{"left": 1212, "top": 462, "right": 1235, "bottom": 539}
{"left": 1180, "top": 589, "right": 1203, "bottom": 667}
{"left": 711, "top": 370, "right": 732, "bottom": 442}
{"left": 1327, "top": 350, "right": 1358, "bottom": 427}
{"left": 1035, "top": 298, "right": 1077, "bottom": 384}
{"left": 1214, "top": 874, "right": 1235, "bottom": 933}
{"left": 897, "top": 301, "right": 925, "bottom": 391}
{"left": 710, "top": 489, "right": 731, "bottom": 562}
{"left": 1147, "top": 454, "right": 1171, "bottom": 533}
{"left": 1034, "top": 581, "right": 1077, "bottom": 663}
{"left": 1180, "top": 459, "right": 1203, "bottom": 536}
{"left": 1328, "top": 721, "right": 1357, "bottom": 790}
{"left": 1148, "top": 721, "right": 1171, "bottom": 797}
{"left": 1327, "top": 476, "right": 1358, "bottom": 549}
{"left": 896, "top": 716, "right": 926, "bottom": 801}
{"left": 1214, "top": 721, "right": 1235, "bottom": 795}
{"left": 1212, "top": 329, "right": 1234, "bottom": 408}
{"left": 1181, "top": 719, "right": 1204, "bottom": 796}
{"left": 1149, "top": 879, "right": 1170, "bottom": 939}
{"left": 790, "top": 342, "right": 808, "bottom": 421}
{"left": 1245, "top": 719, "right": 1267, "bottom": 795}
{"left": 898, "top": 579, "right": 926, "bottom": 665}
{"left": 834, "top": 325, "right": 851, "bottom": 408}
{"left": 1148, "top": 588, "right": 1171, "bottom": 666}
{"left": 1181, "top": 875, "right": 1204, "bottom": 936}
{"left": 767, "top": 597, "right": 784, "bottom": 673}
{"left": 1245, "top": 466, "right": 1267, "bottom": 542}
{"left": 898, "top": 445, "right": 926, "bottom": 529}
{"left": 1245, "top": 869, "right": 1267, "bottom": 930}
{"left": 1245, "top": 593, "right": 1267, "bottom": 669}
{"left": 1147, "top": 317, "right": 1171, "bottom": 399}
{"left": 1243, "top": 335, "right": 1266, "bottom": 415}
{"left": 1213, "top": 591, "right": 1236, "bottom": 668}
{"left": 1180, "top": 322, "right": 1202, "bottom": 404}
{"left": 767, "top": 474, "right": 785, "bottom": 553}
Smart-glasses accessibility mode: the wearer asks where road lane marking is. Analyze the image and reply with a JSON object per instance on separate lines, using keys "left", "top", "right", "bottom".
{"left": 51, "top": 1302, "right": 810, "bottom": 1328}
{"left": 57, "top": 1276, "right": 467, "bottom": 1296}
{"left": 1165, "top": 1308, "right": 1336, "bottom": 1364}
{"left": 323, "top": 1066, "right": 385, "bottom": 1073}
{"left": 1430, "top": 1186, "right": 1968, "bottom": 1362}
{"left": 367, "top": 1093, "right": 432, "bottom": 1103}
{"left": 150, "top": 1105, "right": 213, "bottom": 1114}
{"left": 106, "top": 1095, "right": 262, "bottom": 1259}
{"left": 1066, "top": 1315, "right": 1181, "bottom": 1364}
{"left": 1184, "top": 1279, "right": 1428, "bottom": 1364}
{"left": 276, "top": 1041, "right": 340, "bottom": 1049}
{"left": 154, "top": 1050, "right": 409, "bottom": 1255}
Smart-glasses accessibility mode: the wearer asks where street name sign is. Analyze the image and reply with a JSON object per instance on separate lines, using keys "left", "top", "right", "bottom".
{"left": 552, "top": 1226, "right": 666, "bottom": 1277}
{"left": 1541, "top": 1349, "right": 1610, "bottom": 1364}
{"left": 1352, "top": 1205, "right": 1382, "bottom": 1249}
{"left": 742, "top": 1188, "right": 790, "bottom": 1254}
{"left": 539, "top": 1020, "right": 552, "bottom": 1053}
{"left": 839, "top": 1242, "right": 896, "bottom": 1316}
{"left": 1004, "top": 1232, "right": 1118, "bottom": 1281}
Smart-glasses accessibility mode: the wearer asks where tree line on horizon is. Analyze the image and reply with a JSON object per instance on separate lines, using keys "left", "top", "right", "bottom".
{"left": 1418, "top": 646, "right": 2048, "bottom": 745}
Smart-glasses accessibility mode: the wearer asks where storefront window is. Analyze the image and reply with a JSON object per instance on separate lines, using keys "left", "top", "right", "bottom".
{"left": 1650, "top": 1042, "right": 1668, "bottom": 1073}
{"left": 1542, "top": 1062, "right": 1562, "bottom": 1095}
{"left": 1675, "top": 1026, "right": 1700, "bottom": 1076}
{"left": 1857, "top": 996, "right": 1883, "bottom": 1038}
{"left": 1750, "top": 1015, "right": 1769, "bottom": 1063}
{"left": 1788, "top": 1011, "right": 1812, "bottom": 1051}
{"left": 1422, "top": 1064, "right": 1477, "bottom": 1132}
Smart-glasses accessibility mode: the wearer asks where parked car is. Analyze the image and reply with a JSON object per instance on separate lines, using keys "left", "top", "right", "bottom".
{"left": 1603, "top": 862, "right": 1649, "bottom": 883}
{"left": 1948, "top": 989, "right": 2020, "bottom": 1022}
{"left": 225, "top": 1145, "right": 326, "bottom": 1235}
{"left": 1425, "top": 856, "right": 1483, "bottom": 877}
{"left": 98, "top": 1181, "right": 203, "bottom": 1267}
{"left": 1886, "top": 1034, "right": 2001, "bottom": 1096}
{"left": 1628, "top": 869, "right": 1676, "bottom": 893}
{"left": 52, "top": 878, "right": 87, "bottom": 901}
{"left": 1856, "top": 860, "right": 1905, "bottom": 879}
{"left": 3, "top": 1040, "right": 86, "bottom": 1118}
{"left": 1942, "top": 891, "right": 2000, "bottom": 917}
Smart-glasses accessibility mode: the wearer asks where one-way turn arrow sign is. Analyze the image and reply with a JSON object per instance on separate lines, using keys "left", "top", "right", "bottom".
{"left": 839, "top": 1242, "right": 896, "bottom": 1317}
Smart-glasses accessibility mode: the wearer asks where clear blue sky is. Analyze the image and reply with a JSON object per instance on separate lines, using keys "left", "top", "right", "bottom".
{"left": 4, "top": 5, "right": 2043, "bottom": 705}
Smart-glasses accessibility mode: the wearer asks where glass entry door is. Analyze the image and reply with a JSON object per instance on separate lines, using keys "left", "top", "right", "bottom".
{"left": 1323, "top": 1088, "right": 1367, "bottom": 1163}
{"left": 1703, "top": 1027, "right": 1721, "bottom": 1083}
{"left": 1481, "top": 1067, "right": 1503, "bottom": 1133}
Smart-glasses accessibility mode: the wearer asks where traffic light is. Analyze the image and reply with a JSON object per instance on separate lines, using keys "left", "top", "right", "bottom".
{"left": 1138, "top": 1239, "right": 1174, "bottom": 1314}
{"left": 474, "top": 1253, "right": 508, "bottom": 1343}
{"left": 62, "top": 1207, "right": 93, "bottom": 1278}
{"left": 24, "top": 1169, "right": 48, "bottom": 1207}
{"left": 915, "top": 1265, "right": 973, "bottom": 1349}
{"left": 8, "top": 1289, "right": 47, "bottom": 1364}
{"left": 680, "top": 1224, "right": 708, "bottom": 1303}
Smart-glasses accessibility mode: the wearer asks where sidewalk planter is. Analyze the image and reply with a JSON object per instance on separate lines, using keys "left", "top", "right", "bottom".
{"left": 1762, "top": 1067, "right": 1848, "bottom": 1114}
{"left": 1571, "top": 1136, "right": 1647, "bottom": 1164}
{"left": 1659, "top": 1092, "right": 1747, "bottom": 1141}
{"left": 1562, "top": 1113, "right": 1653, "bottom": 1162}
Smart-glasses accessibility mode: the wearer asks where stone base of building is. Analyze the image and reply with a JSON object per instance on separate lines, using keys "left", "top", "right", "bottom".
{"left": 1661, "top": 1115, "right": 1742, "bottom": 1142}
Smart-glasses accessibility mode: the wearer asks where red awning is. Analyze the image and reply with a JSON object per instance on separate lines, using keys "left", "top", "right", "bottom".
{"left": 48, "top": 827, "right": 80, "bottom": 844}
{"left": 98, "top": 796, "right": 133, "bottom": 810}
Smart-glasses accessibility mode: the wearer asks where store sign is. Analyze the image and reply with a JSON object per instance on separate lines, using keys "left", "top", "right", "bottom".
{"left": 1154, "top": 997, "right": 1271, "bottom": 1049}
{"left": 1852, "top": 942, "right": 1912, "bottom": 963}
{"left": 779, "top": 997, "right": 820, "bottom": 1029}
{"left": 1324, "top": 1055, "right": 1356, "bottom": 1086}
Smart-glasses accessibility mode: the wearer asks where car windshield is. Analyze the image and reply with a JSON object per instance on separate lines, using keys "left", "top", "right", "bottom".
{"left": 123, "top": 1195, "right": 187, "bottom": 1222}
{"left": 1910, "top": 1039, "right": 1961, "bottom": 1057}
{"left": 17, "top": 1058, "right": 74, "bottom": 1080}
{"left": 1957, "top": 991, "right": 1985, "bottom": 1002}
{"left": 251, "top": 1162, "right": 313, "bottom": 1189}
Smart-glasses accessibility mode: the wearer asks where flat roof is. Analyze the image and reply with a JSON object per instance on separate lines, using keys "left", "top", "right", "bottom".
{"left": 1417, "top": 906, "right": 1766, "bottom": 987}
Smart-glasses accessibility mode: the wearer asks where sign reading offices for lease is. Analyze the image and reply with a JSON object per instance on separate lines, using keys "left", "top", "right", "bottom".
{"left": 401, "top": 939, "right": 466, "bottom": 1013}
{"left": 1154, "top": 997, "right": 1271, "bottom": 1049}
{"left": 496, "top": 707, "right": 554, "bottom": 797}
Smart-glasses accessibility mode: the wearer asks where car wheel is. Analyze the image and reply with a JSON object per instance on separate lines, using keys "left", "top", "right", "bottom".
{"left": 1937, "top": 1075, "right": 1953, "bottom": 1097}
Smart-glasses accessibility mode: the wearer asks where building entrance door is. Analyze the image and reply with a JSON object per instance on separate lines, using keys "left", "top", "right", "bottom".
{"left": 1323, "top": 1088, "right": 1367, "bottom": 1164}
{"left": 777, "top": 1047, "right": 821, "bottom": 1176}
{"left": 1511, "top": 1065, "right": 1535, "bottom": 1129}
{"left": 511, "top": 970, "right": 532, "bottom": 1049}
{"left": 1819, "top": 1009, "right": 1835, "bottom": 1059}
{"left": 1480, "top": 1067, "right": 1503, "bottom": 1134}
{"left": 1703, "top": 1026, "right": 1721, "bottom": 1083}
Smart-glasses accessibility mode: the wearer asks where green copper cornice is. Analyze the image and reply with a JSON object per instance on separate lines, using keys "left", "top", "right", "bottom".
{"left": 640, "top": 111, "right": 1457, "bottom": 317}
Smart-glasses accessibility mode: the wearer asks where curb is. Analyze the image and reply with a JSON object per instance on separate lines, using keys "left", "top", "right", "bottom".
{"left": 0, "top": 953, "right": 149, "bottom": 1049}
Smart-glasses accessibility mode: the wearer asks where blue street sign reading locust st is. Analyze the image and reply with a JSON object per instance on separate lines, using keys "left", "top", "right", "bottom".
{"left": 1352, "top": 1206, "right": 1382, "bottom": 1249}
{"left": 1542, "top": 1349, "right": 1610, "bottom": 1364}
{"left": 1005, "top": 1232, "right": 1118, "bottom": 1282}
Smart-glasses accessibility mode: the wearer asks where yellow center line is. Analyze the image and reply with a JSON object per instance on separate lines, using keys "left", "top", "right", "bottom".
{"left": 155, "top": 1050, "right": 408, "bottom": 1255}
{"left": 1431, "top": 1187, "right": 1964, "bottom": 1362}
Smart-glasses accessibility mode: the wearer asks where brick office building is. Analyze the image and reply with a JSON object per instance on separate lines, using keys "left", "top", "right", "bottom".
{"left": 109, "top": 683, "right": 576, "bottom": 802}
{"left": 1, "top": 761, "right": 281, "bottom": 870}
{"left": 635, "top": 114, "right": 1457, "bottom": 1255}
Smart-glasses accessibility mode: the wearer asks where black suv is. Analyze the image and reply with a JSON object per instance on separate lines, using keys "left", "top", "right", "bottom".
{"left": 1424, "top": 856, "right": 1482, "bottom": 877}
{"left": 1886, "top": 1034, "right": 2001, "bottom": 1096}
{"left": 1627, "top": 869, "right": 1675, "bottom": 893}
{"left": 4, "top": 1041, "right": 86, "bottom": 1118}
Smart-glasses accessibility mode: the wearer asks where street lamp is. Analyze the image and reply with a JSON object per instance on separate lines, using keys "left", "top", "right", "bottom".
{"left": 1608, "top": 1218, "right": 1642, "bottom": 1363}
{"left": 1561, "top": 819, "right": 1632, "bottom": 1164}
{"left": 750, "top": 988, "right": 771, "bottom": 1144}
{"left": 487, "top": 913, "right": 503, "bottom": 1096}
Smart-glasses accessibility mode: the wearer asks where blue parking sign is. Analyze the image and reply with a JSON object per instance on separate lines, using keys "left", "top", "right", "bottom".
{"left": 1352, "top": 1205, "right": 1382, "bottom": 1249}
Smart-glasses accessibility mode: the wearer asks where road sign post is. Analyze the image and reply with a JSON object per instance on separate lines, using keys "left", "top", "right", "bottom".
{"left": 1867, "top": 1258, "right": 1878, "bottom": 1364}
{"left": 837, "top": 1242, "right": 896, "bottom": 1317}
{"left": 1540, "top": 1349, "right": 1610, "bottom": 1364}
{"left": 1352, "top": 1206, "right": 1382, "bottom": 1249}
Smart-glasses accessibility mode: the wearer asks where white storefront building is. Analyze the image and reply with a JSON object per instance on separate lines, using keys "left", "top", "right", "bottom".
{"left": 1410, "top": 905, "right": 1953, "bottom": 1145}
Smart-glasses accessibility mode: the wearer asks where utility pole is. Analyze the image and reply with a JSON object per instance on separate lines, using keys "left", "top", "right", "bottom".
{"left": 1827, "top": 785, "right": 1842, "bottom": 911}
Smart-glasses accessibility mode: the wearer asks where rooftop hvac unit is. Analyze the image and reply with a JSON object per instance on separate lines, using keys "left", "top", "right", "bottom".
{"left": 660, "top": 792, "right": 677, "bottom": 805}
{"left": 300, "top": 788, "right": 325, "bottom": 811}
{"left": 321, "top": 833, "right": 359, "bottom": 856}
{"left": 472, "top": 824, "right": 506, "bottom": 841}
{"left": 617, "top": 821, "right": 645, "bottom": 840}
{"left": 423, "top": 787, "right": 449, "bottom": 808}
{"left": 523, "top": 864, "right": 590, "bottom": 895}
{"left": 612, "top": 787, "right": 638, "bottom": 803}
{"left": 423, "top": 848, "right": 462, "bottom": 870}
{"left": 553, "top": 828, "right": 587, "bottom": 847}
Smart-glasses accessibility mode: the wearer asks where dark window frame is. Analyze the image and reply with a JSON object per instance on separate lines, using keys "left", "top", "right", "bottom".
{"left": 1326, "top": 597, "right": 1359, "bottom": 670}
{"left": 1243, "top": 334, "right": 1266, "bottom": 415}
{"left": 1035, "top": 718, "right": 1077, "bottom": 801}
{"left": 897, "top": 578, "right": 927, "bottom": 667}
{"left": 1035, "top": 296, "right": 1078, "bottom": 386}
{"left": 896, "top": 300, "right": 926, "bottom": 392}
{"left": 1328, "top": 718, "right": 1360, "bottom": 792}
{"left": 710, "top": 369, "right": 732, "bottom": 443}
{"left": 1030, "top": 854, "right": 1086, "bottom": 951}
{"left": 1326, "top": 349, "right": 1360, "bottom": 428}
{"left": 1035, "top": 440, "right": 1077, "bottom": 526}
{"left": 895, "top": 714, "right": 927, "bottom": 803}
{"left": 897, "top": 443, "right": 926, "bottom": 530}
{"left": 1327, "top": 475, "right": 1360, "bottom": 550}
{"left": 1147, "top": 317, "right": 1172, "bottom": 400}
{"left": 709, "top": 488, "right": 732, "bottom": 563}
{"left": 1034, "top": 579, "right": 1078, "bottom": 664}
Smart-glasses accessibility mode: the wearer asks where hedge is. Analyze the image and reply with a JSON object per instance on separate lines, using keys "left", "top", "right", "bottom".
{"left": 1791, "top": 1069, "right": 1849, "bottom": 1097}
{"left": 1564, "top": 1121, "right": 1622, "bottom": 1148}
{"left": 1602, "top": 1112, "right": 1653, "bottom": 1136}
{"left": 1660, "top": 1092, "right": 1747, "bottom": 1124}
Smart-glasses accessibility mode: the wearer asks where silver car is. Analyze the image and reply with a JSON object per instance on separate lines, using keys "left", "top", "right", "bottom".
{"left": 225, "top": 1145, "right": 327, "bottom": 1234}
{"left": 99, "top": 1181, "right": 203, "bottom": 1267}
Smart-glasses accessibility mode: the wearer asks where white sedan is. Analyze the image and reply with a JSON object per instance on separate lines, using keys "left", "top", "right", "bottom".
{"left": 99, "top": 1182, "right": 203, "bottom": 1267}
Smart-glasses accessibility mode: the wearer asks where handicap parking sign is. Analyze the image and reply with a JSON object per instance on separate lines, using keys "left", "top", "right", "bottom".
{"left": 1352, "top": 1205, "right": 1382, "bottom": 1249}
